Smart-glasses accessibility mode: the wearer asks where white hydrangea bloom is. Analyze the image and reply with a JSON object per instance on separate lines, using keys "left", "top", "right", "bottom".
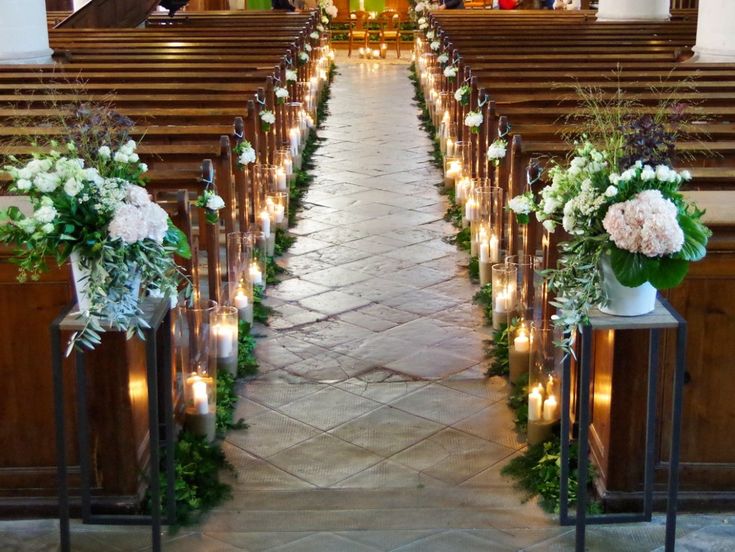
{"left": 464, "top": 110, "right": 483, "bottom": 129}
{"left": 286, "top": 69, "right": 298, "bottom": 82}
{"left": 34, "top": 204, "right": 58, "bottom": 223}
{"left": 443, "top": 66, "right": 457, "bottom": 78}
{"left": 16, "top": 179, "right": 32, "bottom": 191}
{"left": 275, "top": 86, "right": 289, "bottom": 99}
{"left": 641, "top": 165, "right": 656, "bottom": 181}
{"left": 64, "top": 177, "right": 83, "bottom": 197}
{"left": 508, "top": 194, "right": 533, "bottom": 215}
{"left": 310, "top": 31, "right": 320, "bottom": 39}
{"left": 34, "top": 172, "right": 60, "bottom": 193}
{"left": 98, "top": 146, "right": 112, "bottom": 159}
{"left": 487, "top": 140, "right": 506, "bottom": 160}
{"left": 260, "top": 110, "right": 276, "bottom": 124}
{"left": 238, "top": 145, "right": 256, "bottom": 166}
{"left": 206, "top": 194, "right": 225, "bottom": 211}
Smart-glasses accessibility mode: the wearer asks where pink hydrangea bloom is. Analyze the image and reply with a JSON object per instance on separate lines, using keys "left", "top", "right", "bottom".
{"left": 602, "top": 190, "right": 684, "bottom": 257}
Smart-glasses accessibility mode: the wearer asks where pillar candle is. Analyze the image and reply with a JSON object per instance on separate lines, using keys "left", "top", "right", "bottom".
{"left": 479, "top": 240, "right": 490, "bottom": 264}
{"left": 276, "top": 168, "right": 287, "bottom": 191}
{"left": 214, "top": 324, "right": 234, "bottom": 358}
{"left": 260, "top": 210, "right": 271, "bottom": 238}
{"left": 249, "top": 262, "right": 263, "bottom": 285}
{"left": 489, "top": 234, "right": 499, "bottom": 263}
{"left": 543, "top": 395, "right": 558, "bottom": 422}
{"left": 528, "top": 387, "right": 543, "bottom": 422}
{"left": 273, "top": 204, "right": 285, "bottom": 223}
{"left": 192, "top": 379, "right": 209, "bottom": 415}
{"left": 234, "top": 289, "right": 249, "bottom": 309}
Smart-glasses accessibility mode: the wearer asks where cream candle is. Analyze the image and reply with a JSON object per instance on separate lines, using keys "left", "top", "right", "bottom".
{"left": 514, "top": 330, "right": 530, "bottom": 353}
{"left": 446, "top": 138, "right": 455, "bottom": 157}
{"left": 276, "top": 167, "right": 287, "bottom": 191}
{"left": 214, "top": 324, "right": 235, "bottom": 358}
{"left": 273, "top": 203, "right": 285, "bottom": 223}
{"left": 543, "top": 395, "right": 558, "bottom": 422}
{"left": 260, "top": 210, "right": 271, "bottom": 238}
{"left": 249, "top": 261, "right": 263, "bottom": 285}
{"left": 479, "top": 240, "right": 490, "bottom": 264}
{"left": 192, "top": 379, "right": 209, "bottom": 415}
{"left": 528, "top": 387, "right": 543, "bottom": 422}
{"left": 234, "top": 289, "right": 249, "bottom": 309}
{"left": 464, "top": 197, "right": 477, "bottom": 221}
{"left": 489, "top": 234, "right": 499, "bottom": 263}
{"left": 495, "top": 289, "right": 508, "bottom": 312}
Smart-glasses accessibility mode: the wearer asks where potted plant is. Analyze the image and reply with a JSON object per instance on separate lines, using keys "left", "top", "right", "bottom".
{"left": 1, "top": 140, "right": 191, "bottom": 351}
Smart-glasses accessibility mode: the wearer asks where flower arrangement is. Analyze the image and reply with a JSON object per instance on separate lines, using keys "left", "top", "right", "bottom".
{"left": 195, "top": 188, "right": 226, "bottom": 225}
{"left": 298, "top": 51, "right": 309, "bottom": 65}
{"left": 419, "top": 20, "right": 429, "bottom": 31}
{"left": 310, "top": 31, "right": 320, "bottom": 40}
{"left": 233, "top": 140, "right": 256, "bottom": 169}
{"left": 316, "top": 24, "right": 325, "bottom": 32}
{"left": 318, "top": 0, "right": 338, "bottom": 21}
{"left": 285, "top": 69, "right": 298, "bottom": 83}
{"left": 437, "top": 52, "right": 449, "bottom": 66}
{"left": 487, "top": 138, "right": 507, "bottom": 166}
{"left": 426, "top": 30, "right": 435, "bottom": 40}
{"left": 304, "top": 43, "right": 313, "bottom": 53}
{"left": 464, "top": 110, "right": 483, "bottom": 133}
{"left": 509, "top": 140, "right": 710, "bottom": 347}
{"left": 0, "top": 140, "right": 190, "bottom": 350}
{"left": 430, "top": 40, "right": 440, "bottom": 51}
{"left": 415, "top": 1, "right": 427, "bottom": 12}
{"left": 260, "top": 110, "right": 276, "bottom": 132}
{"left": 454, "top": 84, "right": 471, "bottom": 106}
{"left": 274, "top": 86, "right": 289, "bottom": 104}
{"left": 443, "top": 65, "right": 458, "bottom": 81}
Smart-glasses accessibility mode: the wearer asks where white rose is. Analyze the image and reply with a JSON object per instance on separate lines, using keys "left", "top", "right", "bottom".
{"left": 34, "top": 172, "right": 60, "bottom": 193}
{"left": 299, "top": 51, "right": 309, "bottom": 62}
{"left": 464, "top": 111, "right": 483, "bottom": 128}
{"left": 238, "top": 146, "right": 256, "bottom": 166}
{"left": 508, "top": 194, "right": 533, "bottom": 215}
{"left": 275, "top": 87, "right": 289, "bottom": 99}
{"left": 34, "top": 205, "right": 58, "bottom": 223}
{"left": 64, "top": 177, "right": 83, "bottom": 197}
{"left": 317, "top": 24, "right": 324, "bottom": 32}
{"left": 454, "top": 87, "right": 465, "bottom": 102}
{"left": 42, "top": 223, "right": 55, "bottom": 234}
{"left": 98, "top": 146, "right": 111, "bottom": 159}
{"left": 322, "top": 15, "right": 329, "bottom": 24}
{"left": 542, "top": 220, "right": 557, "bottom": 233}
{"left": 260, "top": 111, "right": 276, "bottom": 124}
{"left": 129, "top": 153, "right": 140, "bottom": 163}
{"left": 304, "top": 43, "right": 312, "bottom": 53}
{"left": 641, "top": 165, "right": 656, "bottom": 181}
{"left": 604, "top": 185, "right": 618, "bottom": 198}
{"left": 139, "top": 163, "right": 148, "bottom": 173}
{"left": 16, "top": 179, "right": 32, "bottom": 191}
{"left": 286, "top": 69, "right": 298, "bottom": 82}
{"left": 680, "top": 169, "right": 692, "bottom": 181}
{"left": 419, "top": 22, "right": 428, "bottom": 30}
{"left": 114, "top": 152, "right": 129, "bottom": 163}
{"left": 418, "top": 17, "right": 427, "bottom": 25}
{"left": 427, "top": 30, "right": 435, "bottom": 40}
{"left": 124, "top": 140, "right": 137, "bottom": 153}
{"left": 437, "top": 53, "right": 448, "bottom": 64}
{"left": 206, "top": 194, "right": 225, "bottom": 211}
{"left": 310, "top": 31, "right": 320, "bottom": 39}
{"left": 608, "top": 173, "right": 621, "bottom": 185}
{"left": 443, "top": 66, "right": 457, "bottom": 78}
{"left": 487, "top": 141, "right": 506, "bottom": 160}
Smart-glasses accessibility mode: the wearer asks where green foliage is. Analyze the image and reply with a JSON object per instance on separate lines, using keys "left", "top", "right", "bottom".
{"left": 508, "top": 372, "right": 529, "bottom": 432}
{"left": 468, "top": 256, "right": 479, "bottom": 281}
{"left": 275, "top": 228, "right": 297, "bottom": 256}
{"left": 253, "top": 286, "right": 272, "bottom": 325}
{"left": 487, "top": 325, "right": 513, "bottom": 378}
{"left": 161, "top": 432, "right": 232, "bottom": 527}
{"left": 238, "top": 320, "right": 259, "bottom": 378}
{"left": 216, "top": 370, "right": 246, "bottom": 436}
{"left": 473, "top": 284, "right": 494, "bottom": 326}
{"left": 501, "top": 437, "right": 601, "bottom": 515}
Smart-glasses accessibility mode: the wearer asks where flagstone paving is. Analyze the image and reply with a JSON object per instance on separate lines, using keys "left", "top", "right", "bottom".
{"left": 3, "top": 52, "right": 735, "bottom": 552}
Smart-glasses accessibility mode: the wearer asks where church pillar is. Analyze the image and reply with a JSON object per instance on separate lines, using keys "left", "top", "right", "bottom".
{"left": 691, "top": 0, "right": 735, "bottom": 62}
{"left": 0, "top": 0, "right": 53, "bottom": 64}
{"left": 596, "top": 0, "right": 670, "bottom": 21}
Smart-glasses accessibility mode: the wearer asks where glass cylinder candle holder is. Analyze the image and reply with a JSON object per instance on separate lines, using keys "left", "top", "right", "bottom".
{"left": 254, "top": 163, "right": 277, "bottom": 214}
{"left": 491, "top": 263, "right": 517, "bottom": 330}
{"left": 226, "top": 233, "right": 254, "bottom": 324}
{"left": 178, "top": 299, "right": 217, "bottom": 442}
{"left": 275, "top": 147, "right": 294, "bottom": 184}
{"left": 455, "top": 174, "right": 473, "bottom": 208}
{"left": 508, "top": 319, "right": 531, "bottom": 385}
{"left": 256, "top": 205, "right": 275, "bottom": 257}
{"left": 527, "top": 325, "right": 562, "bottom": 445}
{"left": 266, "top": 191, "right": 288, "bottom": 230}
{"left": 505, "top": 254, "right": 543, "bottom": 323}
{"left": 444, "top": 156, "right": 463, "bottom": 189}
{"left": 443, "top": 123, "right": 458, "bottom": 157}
{"left": 211, "top": 305, "right": 238, "bottom": 376}
{"left": 248, "top": 230, "right": 268, "bottom": 290}
{"left": 471, "top": 185, "right": 503, "bottom": 264}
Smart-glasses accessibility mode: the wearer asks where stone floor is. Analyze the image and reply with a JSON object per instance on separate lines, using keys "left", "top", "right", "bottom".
{"left": 3, "top": 52, "right": 735, "bottom": 552}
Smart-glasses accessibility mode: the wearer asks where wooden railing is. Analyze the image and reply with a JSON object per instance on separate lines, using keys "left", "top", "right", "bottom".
{"left": 56, "top": 0, "right": 160, "bottom": 28}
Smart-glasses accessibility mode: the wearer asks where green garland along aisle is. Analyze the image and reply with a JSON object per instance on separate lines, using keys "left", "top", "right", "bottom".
{"left": 156, "top": 63, "right": 337, "bottom": 527}
{"left": 409, "top": 62, "right": 598, "bottom": 515}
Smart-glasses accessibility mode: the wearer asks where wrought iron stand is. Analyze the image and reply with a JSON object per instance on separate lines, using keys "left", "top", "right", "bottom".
{"left": 51, "top": 298, "right": 176, "bottom": 552}
{"left": 559, "top": 296, "right": 687, "bottom": 552}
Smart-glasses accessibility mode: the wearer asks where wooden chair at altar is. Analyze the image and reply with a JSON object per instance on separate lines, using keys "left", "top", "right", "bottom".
{"left": 378, "top": 9, "right": 403, "bottom": 58}
{"left": 348, "top": 11, "right": 371, "bottom": 57}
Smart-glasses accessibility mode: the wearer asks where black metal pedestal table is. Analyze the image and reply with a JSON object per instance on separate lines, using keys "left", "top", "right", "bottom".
{"left": 51, "top": 298, "right": 176, "bottom": 552}
{"left": 559, "top": 297, "right": 687, "bottom": 552}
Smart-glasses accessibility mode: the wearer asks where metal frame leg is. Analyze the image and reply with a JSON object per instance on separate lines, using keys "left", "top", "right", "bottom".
{"left": 145, "top": 329, "right": 162, "bottom": 552}
{"left": 643, "top": 329, "right": 661, "bottom": 521}
{"left": 51, "top": 324, "right": 70, "bottom": 552}
{"left": 574, "top": 326, "right": 593, "bottom": 552}
{"left": 666, "top": 322, "right": 687, "bottom": 551}
{"left": 160, "top": 311, "right": 176, "bottom": 525}
{"left": 75, "top": 351, "right": 92, "bottom": 523}
{"left": 559, "top": 349, "right": 573, "bottom": 526}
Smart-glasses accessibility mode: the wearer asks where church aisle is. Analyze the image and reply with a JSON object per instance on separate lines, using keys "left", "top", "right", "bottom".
{"left": 196, "top": 53, "right": 561, "bottom": 551}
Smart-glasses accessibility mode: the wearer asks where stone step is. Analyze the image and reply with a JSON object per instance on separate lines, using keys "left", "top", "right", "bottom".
{"left": 213, "top": 486, "right": 527, "bottom": 513}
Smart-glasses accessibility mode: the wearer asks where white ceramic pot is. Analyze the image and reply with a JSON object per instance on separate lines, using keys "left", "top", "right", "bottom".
{"left": 599, "top": 254, "right": 657, "bottom": 316}
{"left": 70, "top": 251, "right": 141, "bottom": 315}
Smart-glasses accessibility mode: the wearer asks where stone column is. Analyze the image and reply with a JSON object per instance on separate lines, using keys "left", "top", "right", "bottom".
{"left": 0, "top": 0, "right": 53, "bottom": 64}
{"left": 596, "top": 0, "right": 670, "bottom": 21}
{"left": 691, "top": 0, "right": 735, "bottom": 62}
